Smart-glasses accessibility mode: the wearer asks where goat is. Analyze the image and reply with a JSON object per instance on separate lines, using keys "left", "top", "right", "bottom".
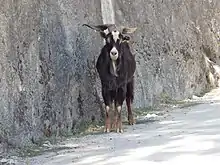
{"left": 83, "top": 24, "right": 137, "bottom": 133}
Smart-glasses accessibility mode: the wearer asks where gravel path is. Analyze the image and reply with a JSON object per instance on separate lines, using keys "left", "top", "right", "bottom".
{"left": 14, "top": 88, "right": 220, "bottom": 165}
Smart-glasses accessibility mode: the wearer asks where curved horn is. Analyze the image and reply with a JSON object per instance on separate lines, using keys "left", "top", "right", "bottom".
{"left": 82, "top": 24, "right": 116, "bottom": 32}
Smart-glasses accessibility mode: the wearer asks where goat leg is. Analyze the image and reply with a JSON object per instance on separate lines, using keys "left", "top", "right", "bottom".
{"left": 104, "top": 105, "right": 111, "bottom": 133}
{"left": 126, "top": 98, "right": 134, "bottom": 125}
{"left": 112, "top": 104, "right": 117, "bottom": 130}
{"left": 116, "top": 106, "right": 123, "bottom": 133}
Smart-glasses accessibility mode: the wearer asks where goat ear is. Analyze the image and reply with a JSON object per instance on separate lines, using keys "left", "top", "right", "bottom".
{"left": 122, "top": 36, "right": 130, "bottom": 41}
{"left": 121, "top": 27, "right": 137, "bottom": 34}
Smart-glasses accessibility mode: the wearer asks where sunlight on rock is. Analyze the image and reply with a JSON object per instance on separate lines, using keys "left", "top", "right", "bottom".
{"left": 159, "top": 120, "right": 182, "bottom": 125}
{"left": 125, "top": 146, "right": 165, "bottom": 159}
{"left": 137, "top": 113, "right": 160, "bottom": 121}
{"left": 146, "top": 114, "right": 158, "bottom": 118}
{"left": 165, "top": 154, "right": 220, "bottom": 165}
{"left": 119, "top": 160, "right": 158, "bottom": 165}
{"left": 78, "top": 155, "right": 106, "bottom": 165}
{"left": 117, "top": 154, "right": 220, "bottom": 165}
{"left": 210, "top": 102, "right": 220, "bottom": 105}
{"left": 57, "top": 144, "right": 81, "bottom": 148}
{"left": 163, "top": 135, "right": 215, "bottom": 152}
{"left": 204, "top": 118, "right": 220, "bottom": 123}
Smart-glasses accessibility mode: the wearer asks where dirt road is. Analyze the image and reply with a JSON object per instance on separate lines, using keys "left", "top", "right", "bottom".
{"left": 16, "top": 88, "right": 220, "bottom": 165}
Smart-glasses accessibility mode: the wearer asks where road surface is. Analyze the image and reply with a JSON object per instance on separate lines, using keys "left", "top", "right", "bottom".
{"left": 17, "top": 88, "right": 220, "bottom": 165}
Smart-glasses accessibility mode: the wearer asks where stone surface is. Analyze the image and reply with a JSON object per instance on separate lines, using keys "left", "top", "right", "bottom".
{"left": 0, "top": 0, "right": 104, "bottom": 148}
{"left": 114, "top": 0, "right": 220, "bottom": 107}
{"left": 0, "top": 0, "right": 220, "bottom": 148}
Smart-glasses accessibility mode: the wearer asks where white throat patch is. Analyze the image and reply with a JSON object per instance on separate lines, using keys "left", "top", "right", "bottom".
{"left": 112, "top": 61, "right": 118, "bottom": 76}
{"left": 112, "top": 30, "right": 120, "bottom": 42}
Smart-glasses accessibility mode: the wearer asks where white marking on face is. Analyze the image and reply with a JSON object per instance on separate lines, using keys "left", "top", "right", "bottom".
{"left": 112, "top": 61, "right": 118, "bottom": 76}
{"left": 110, "top": 46, "right": 118, "bottom": 61}
{"left": 104, "top": 29, "right": 109, "bottom": 35}
{"left": 112, "top": 30, "right": 120, "bottom": 42}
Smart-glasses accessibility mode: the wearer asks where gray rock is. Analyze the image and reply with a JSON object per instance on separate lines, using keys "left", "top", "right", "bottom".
{"left": 0, "top": 0, "right": 103, "bottom": 148}
{"left": 114, "top": 0, "right": 220, "bottom": 107}
{"left": 0, "top": 158, "right": 16, "bottom": 165}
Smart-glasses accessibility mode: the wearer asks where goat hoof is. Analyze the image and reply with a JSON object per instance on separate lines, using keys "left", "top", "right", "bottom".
{"left": 128, "top": 116, "right": 135, "bottom": 125}
{"left": 104, "top": 128, "right": 110, "bottom": 133}
{"left": 116, "top": 128, "right": 123, "bottom": 133}
{"left": 128, "top": 121, "right": 134, "bottom": 125}
{"left": 128, "top": 118, "right": 135, "bottom": 125}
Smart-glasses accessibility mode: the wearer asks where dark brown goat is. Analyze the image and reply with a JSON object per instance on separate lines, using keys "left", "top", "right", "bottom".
{"left": 83, "top": 24, "right": 136, "bottom": 133}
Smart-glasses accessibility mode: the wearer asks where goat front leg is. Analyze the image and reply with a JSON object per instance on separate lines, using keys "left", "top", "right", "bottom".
{"left": 115, "top": 105, "right": 123, "bottom": 133}
{"left": 112, "top": 103, "right": 117, "bottom": 130}
{"left": 104, "top": 105, "right": 111, "bottom": 133}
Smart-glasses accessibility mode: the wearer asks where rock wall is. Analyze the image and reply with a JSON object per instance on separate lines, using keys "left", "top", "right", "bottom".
{"left": 0, "top": 0, "right": 220, "bottom": 148}
{"left": 0, "top": 0, "right": 103, "bottom": 148}
{"left": 114, "top": 0, "right": 220, "bottom": 107}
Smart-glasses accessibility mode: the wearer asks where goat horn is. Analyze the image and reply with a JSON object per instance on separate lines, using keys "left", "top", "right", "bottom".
{"left": 82, "top": 24, "right": 116, "bottom": 32}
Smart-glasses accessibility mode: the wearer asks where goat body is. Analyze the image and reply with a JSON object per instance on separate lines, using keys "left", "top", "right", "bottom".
{"left": 96, "top": 42, "right": 136, "bottom": 132}
{"left": 83, "top": 23, "right": 137, "bottom": 133}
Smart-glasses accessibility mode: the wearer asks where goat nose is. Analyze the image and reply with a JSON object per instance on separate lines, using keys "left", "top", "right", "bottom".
{"left": 111, "top": 52, "right": 117, "bottom": 56}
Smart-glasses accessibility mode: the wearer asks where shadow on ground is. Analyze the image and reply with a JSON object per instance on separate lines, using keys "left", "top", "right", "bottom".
{"left": 19, "top": 99, "right": 220, "bottom": 165}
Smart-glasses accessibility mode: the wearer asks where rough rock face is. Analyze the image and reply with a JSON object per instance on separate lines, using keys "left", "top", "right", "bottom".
{"left": 114, "top": 0, "right": 220, "bottom": 107}
{"left": 0, "top": 0, "right": 103, "bottom": 148}
{"left": 0, "top": 0, "right": 220, "bottom": 148}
